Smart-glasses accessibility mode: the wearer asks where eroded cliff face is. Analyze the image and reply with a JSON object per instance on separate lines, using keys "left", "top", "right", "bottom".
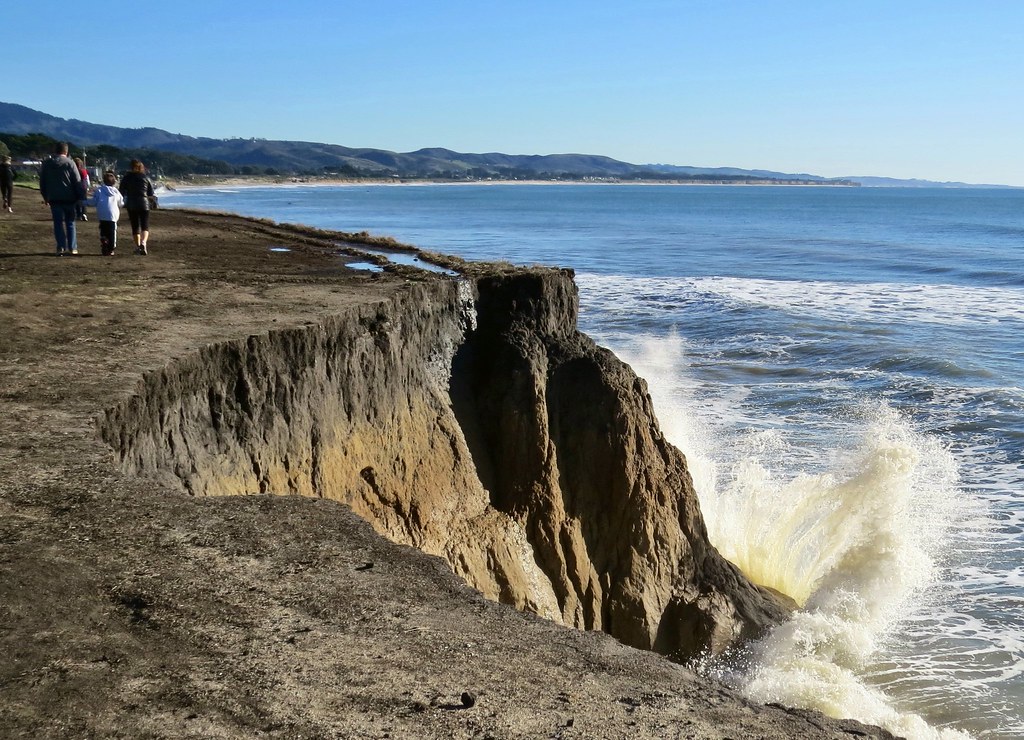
{"left": 100, "top": 267, "right": 787, "bottom": 660}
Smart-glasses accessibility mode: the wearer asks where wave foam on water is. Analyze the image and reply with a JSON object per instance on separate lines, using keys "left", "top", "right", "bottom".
{"left": 577, "top": 273, "right": 1024, "bottom": 328}
{"left": 703, "top": 411, "right": 959, "bottom": 608}
{"left": 610, "top": 333, "right": 978, "bottom": 740}
{"left": 706, "top": 418, "right": 974, "bottom": 740}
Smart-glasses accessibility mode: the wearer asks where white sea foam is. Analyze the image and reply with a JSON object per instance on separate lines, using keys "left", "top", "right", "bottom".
{"left": 703, "top": 409, "right": 961, "bottom": 605}
{"left": 604, "top": 331, "right": 720, "bottom": 496}
{"left": 577, "top": 273, "right": 1024, "bottom": 328}
{"left": 699, "top": 276, "right": 1024, "bottom": 327}
{"left": 610, "top": 332, "right": 982, "bottom": 740}
{"left": 708, "top": 413, "right": 976, "bottom": 740}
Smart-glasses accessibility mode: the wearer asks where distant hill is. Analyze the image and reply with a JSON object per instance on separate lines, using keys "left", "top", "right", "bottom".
{"left": 840, "top": 175, "right": 1015, "bottom": 189}
{"left": 641, "top": 163, "right": 831, "bottom": 182}
{"left": 0, "top": 101, "right": 850, "bottom": 182}
{"left": 1, "top": 101, "right": 1008, "bottom": 187}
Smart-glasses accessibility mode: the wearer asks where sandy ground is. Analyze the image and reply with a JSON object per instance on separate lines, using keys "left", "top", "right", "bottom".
{"left": 0, "top": 201, "right": 892, "bottom": 738}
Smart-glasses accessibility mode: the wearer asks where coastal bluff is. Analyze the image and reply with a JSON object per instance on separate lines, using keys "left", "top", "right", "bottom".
{"left": 0, "top": 206, "right": 893, "bottom": 738}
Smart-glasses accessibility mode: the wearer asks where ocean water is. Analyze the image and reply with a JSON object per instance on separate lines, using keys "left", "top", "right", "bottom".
{"left": 163, "top": 183, "right": 1024, "bottom": 739}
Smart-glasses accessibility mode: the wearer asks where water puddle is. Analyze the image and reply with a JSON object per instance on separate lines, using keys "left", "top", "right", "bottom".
{"left": 355, "top": 247, "right": 458, "bottom": 276}
{"left": 346, "top": 261, "right": 385, "bottom": 273}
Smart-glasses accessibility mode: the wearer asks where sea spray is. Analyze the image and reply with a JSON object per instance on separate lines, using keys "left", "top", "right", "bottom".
{"left": 611, "top": 334, "right": 974, "bottom": 740}
{"left": 703, "top": 412, "right": 956, "bottom": 607}
{"left": 706, "top": 414, "right": 972, "bottom": 740}
{"left": 605, "top": 330, "right": 723, "bottom": 498}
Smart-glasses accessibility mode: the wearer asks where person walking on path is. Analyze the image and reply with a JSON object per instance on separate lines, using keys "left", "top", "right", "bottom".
{"left": 84, "top": 170, "right": 124, "bottom": 255}
{"left": 119, "top": 160, "right": 154, "bottom": 255}
{"left": 0, "top": 156, "right": 14, "bottom": 213}
{"left": 39, "top": 142, "right": 83, "bottom": 255}
{"left": 73, "top": 157, "right": 91, "bottom": 221}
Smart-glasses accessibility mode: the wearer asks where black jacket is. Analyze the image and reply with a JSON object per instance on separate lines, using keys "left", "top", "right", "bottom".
{"left": 119, "top": 171, "right": 154, "bottom": 211}
{"left": 0, "top": 163, "right": 14, "bottom": 188}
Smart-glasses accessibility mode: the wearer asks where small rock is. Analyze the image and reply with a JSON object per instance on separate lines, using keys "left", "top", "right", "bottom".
{"left": 461, "top": 691, "right": 477, "bottom": 708}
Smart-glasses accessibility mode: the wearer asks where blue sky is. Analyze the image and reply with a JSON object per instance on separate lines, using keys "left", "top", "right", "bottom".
{"left": 6, "top": 1, "right": 1023, "bottom": 184}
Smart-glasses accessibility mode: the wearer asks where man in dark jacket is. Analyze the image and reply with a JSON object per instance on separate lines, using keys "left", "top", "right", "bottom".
{"left": 0, "top": 156, "right": 14, "bottom": 213}
{"left": 39, "top": 142, "right": 82, "bottom": 255}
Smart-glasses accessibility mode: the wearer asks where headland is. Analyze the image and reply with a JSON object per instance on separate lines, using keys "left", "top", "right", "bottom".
{"left": 0, "top": 204, "right": 893, "bottom": 738}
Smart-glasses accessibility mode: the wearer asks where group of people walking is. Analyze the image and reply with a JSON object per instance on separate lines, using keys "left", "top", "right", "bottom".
{"left": 37, "top": 141, "right": 155, "bottom": 256}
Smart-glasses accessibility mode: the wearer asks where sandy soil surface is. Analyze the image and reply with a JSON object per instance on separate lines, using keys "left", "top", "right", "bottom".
{"left": 0, "top": 203, "right": 892, "bottom": 738}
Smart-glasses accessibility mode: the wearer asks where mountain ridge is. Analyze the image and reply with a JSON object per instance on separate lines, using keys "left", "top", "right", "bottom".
{"left": 0, "top": 101, "right": 1012, "bottom": 187}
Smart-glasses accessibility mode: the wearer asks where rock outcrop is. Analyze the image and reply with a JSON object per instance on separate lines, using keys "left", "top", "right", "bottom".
{"left": 100, "top": 265, "right": 788, "bottom": 660}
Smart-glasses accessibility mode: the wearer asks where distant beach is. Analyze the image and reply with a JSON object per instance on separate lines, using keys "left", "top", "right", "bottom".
{"left": 167, "top": 175, "right": 860, "bottom": 190}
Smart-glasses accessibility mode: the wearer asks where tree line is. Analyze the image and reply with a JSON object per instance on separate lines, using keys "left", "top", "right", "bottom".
{"left": 0, "top": 131, "right": 859, "bottom": 185}
{"left": 0, "top": 132, "right": 241, "bottom": 177}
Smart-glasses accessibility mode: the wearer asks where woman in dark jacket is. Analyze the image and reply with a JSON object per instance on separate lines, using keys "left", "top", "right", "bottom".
{"left": 1, "top": 156, "right": 14, "bottom": 213}
{"left": 119, "top": 159, "right": 155, "bottom": 255}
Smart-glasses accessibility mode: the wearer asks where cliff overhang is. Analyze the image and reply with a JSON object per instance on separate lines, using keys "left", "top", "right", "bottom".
{"left": 99, "top": 253, "right": 789, "bottom": 662}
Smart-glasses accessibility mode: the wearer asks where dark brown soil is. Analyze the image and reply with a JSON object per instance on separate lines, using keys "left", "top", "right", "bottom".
{"left": 0, "top": 202, "right": 893, "bottom": 738}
